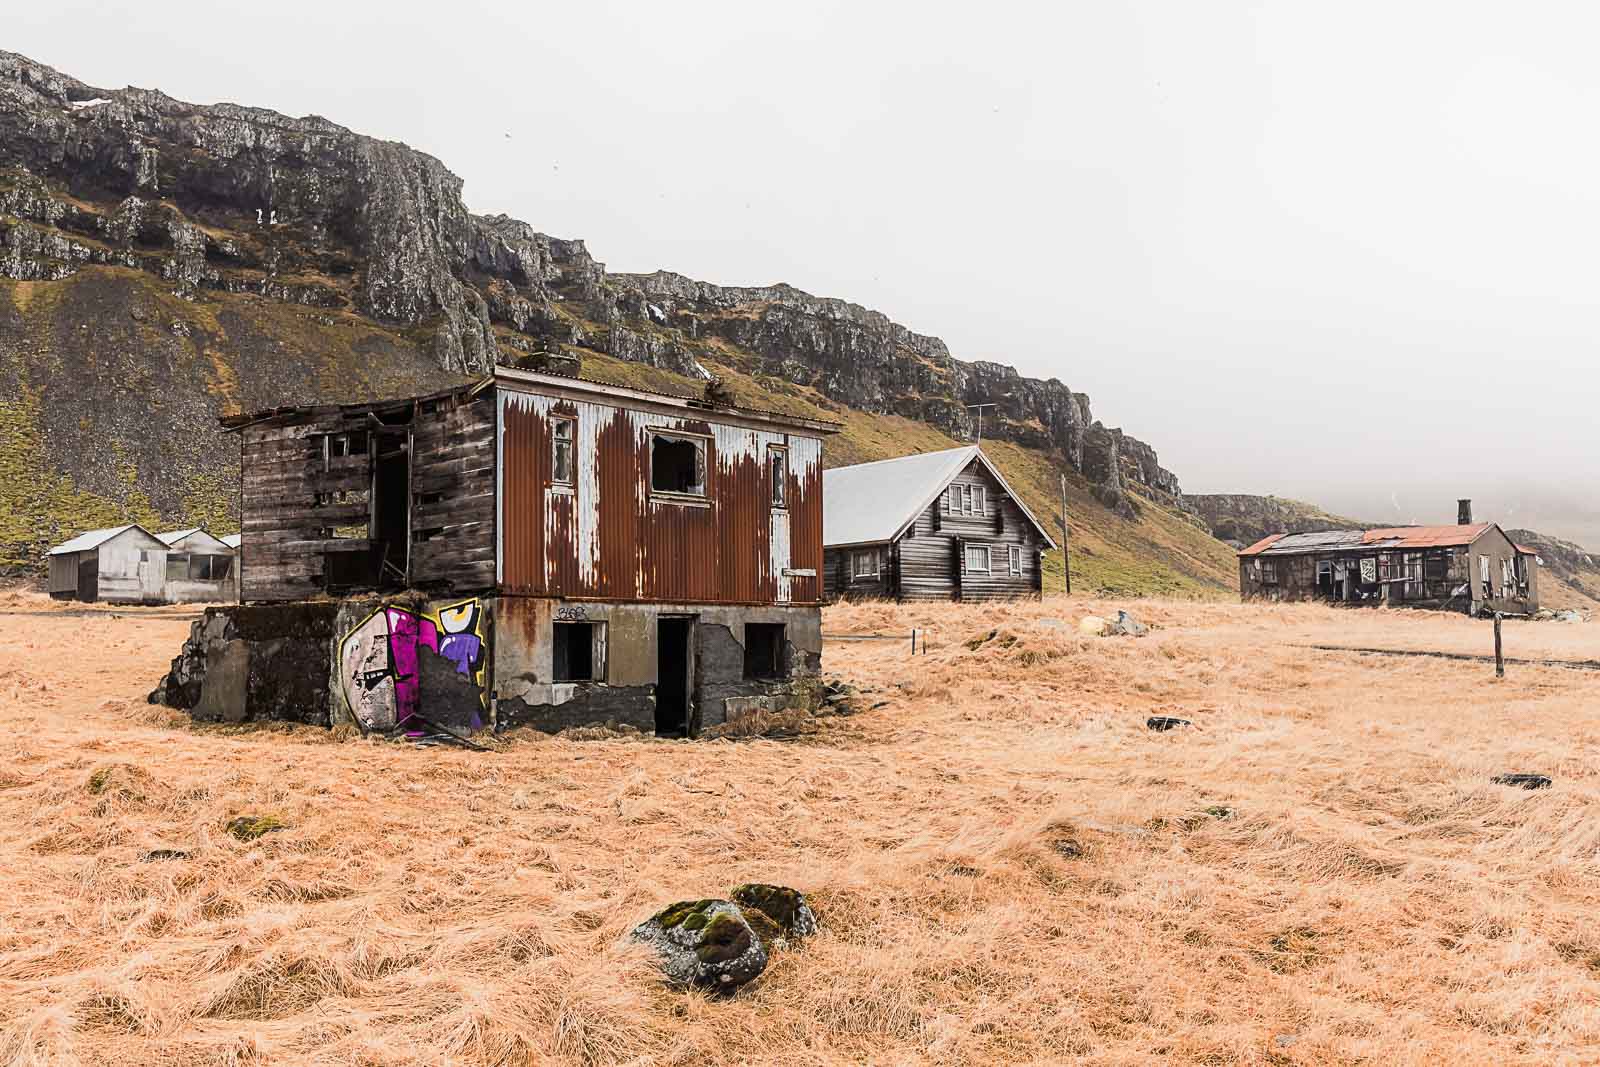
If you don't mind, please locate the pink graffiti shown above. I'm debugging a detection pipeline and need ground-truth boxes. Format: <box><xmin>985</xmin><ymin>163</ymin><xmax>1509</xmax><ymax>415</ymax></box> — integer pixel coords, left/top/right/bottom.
<box><xmin>384</xmin><ymin>607</ymin><xmax>438</xmax><ymax>726</ymax></box>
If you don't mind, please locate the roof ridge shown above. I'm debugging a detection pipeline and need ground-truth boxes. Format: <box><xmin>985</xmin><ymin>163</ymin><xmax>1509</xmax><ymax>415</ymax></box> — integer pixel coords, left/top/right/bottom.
<box><xmin>826</xmin><ymin>445</ymin><xmax>975</xmax><ymax>473</ymax></box>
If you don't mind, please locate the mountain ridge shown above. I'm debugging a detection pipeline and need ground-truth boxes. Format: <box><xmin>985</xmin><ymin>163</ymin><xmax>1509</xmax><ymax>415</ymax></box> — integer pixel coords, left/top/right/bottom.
<box><xmin>0</xmin><ymin>49</ymin><xmax>1225</xmax><ymax>594</ymax></box>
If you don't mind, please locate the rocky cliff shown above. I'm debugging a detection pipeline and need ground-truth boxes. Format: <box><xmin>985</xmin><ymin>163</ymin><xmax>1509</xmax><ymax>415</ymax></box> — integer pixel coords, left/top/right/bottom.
<box><xmin>0</xmin><ymin>50</ymin><xmax>1187</xmax><ymax>568</ymax></box>
<box><xmin>1186</xmin><ymin>494</ymin><xmax>1367</xmax><ymax>547</ymax></box>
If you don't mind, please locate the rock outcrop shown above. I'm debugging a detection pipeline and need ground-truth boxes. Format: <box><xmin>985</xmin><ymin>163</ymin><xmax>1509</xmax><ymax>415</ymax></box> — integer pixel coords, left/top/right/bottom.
<box><xmin>1186</xmin><ymin>494</ymin><xmax>1367</xmax><ymax>547</ymax></box>
<box><xmin>629</xmin><ymin>884</ymin><xmax>818</xmax><ymax>991</ymax></box>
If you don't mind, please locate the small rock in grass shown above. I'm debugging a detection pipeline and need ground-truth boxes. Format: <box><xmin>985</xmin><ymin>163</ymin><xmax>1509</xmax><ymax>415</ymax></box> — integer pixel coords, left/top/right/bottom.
<box><xmin>1147</xmin><ymin>716</ymin><xmax>1192</xmax><ymax>732</ymax></box>
<box><xmin>1491</xmin><ymin>773</ymin><xmax>1551</xmax><ymax>790</ymax></box>
<box><xmin>226</xmin><ymin>814</ymin><xmax>286</xmax><ymax>841</ymax></box>
<box><xmin>140</xmin><ymin>849</ymin><xmax>190</xmax><ymax>862</ymax></box>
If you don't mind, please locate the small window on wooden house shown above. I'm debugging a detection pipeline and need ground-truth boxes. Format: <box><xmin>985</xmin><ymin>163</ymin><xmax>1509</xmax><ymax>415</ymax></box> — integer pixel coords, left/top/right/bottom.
<box><xmin>768</xmin><ymin>446</ymin><xmax>787</xmax><ymax>508</ymax></box>
<box><xmin>964</xmin><ymin>543</ymin><xmax>991</xmax><ymax>573</ymax></box>
<box><xmin>744</xmin><ymin>623</ymin><xmax>788</xmax><ymax>679</ymax></box>
<box><xmin>1424</xmin><ymin>552</ymin><xmax>1447</xmax><ymax>580</ymax></box>
<box><xmin>1008</xmin><ymin>545</ymin><xmax>1023</xmax><ymax>576</ymax></box>
<box><xmin>852</xmin><ymin>549</ymin><xmax>880</xmax><ymax>579</ymax></box>
<box><xmin>1260</xmin><ymin>559</ymin><xmax>1279</xmax><ymax>584</ymax></box>
<box><xmin>972</xmin><ymin>486</ymin><xmax>985</xmax><ymax>515</ymax></box>
<box><xmin>650</xmin><ymin>434</ymin><xmax>706</xmax><ymax>496</ymax></box>
<box><xmin>552</xmin><ymin>417</ymin><xmax>575</xmax><ymax>485</ymax></box>
<box><xmin>165</xmin><ymin>553</ymin><xmax>190</xmax><ymax>582</ymax></box>
<box><xmin>946</xmin><ymin>484</ymin><xmax>985</xmax><ymax>517</ymax></box>
<box><xmin>553</xmin><ymin>622</ymin><xmax>606</xmax><ymax>682</ymax></box>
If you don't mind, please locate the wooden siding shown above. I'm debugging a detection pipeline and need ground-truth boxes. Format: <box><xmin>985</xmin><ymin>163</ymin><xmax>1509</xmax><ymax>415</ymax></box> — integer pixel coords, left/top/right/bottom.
<box><xmin>411</xmin><ymin>392</ymin><xmax>496</xmax><ymax>592</ymax></box>
<box><xmin>499</xmin><ymin>387</ymin><xmax>825</xmax><ymax>605</ymax></box>
<box><xmin>94</xmin><ymin>530</ymin><xmax>166</xmax><ymax>604</ymax></box>
<box><xmin>824</xmin><ymin>543</ymin><xmax>895</xmax><ymax>600</ymax></box>
<box><xmin>239</xmin><ymin>392</ymin><xmax>496</xmax><ymax>603</ymax></box>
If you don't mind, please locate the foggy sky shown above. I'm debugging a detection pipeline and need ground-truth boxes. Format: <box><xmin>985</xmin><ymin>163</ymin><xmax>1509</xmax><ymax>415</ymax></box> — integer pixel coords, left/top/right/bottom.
<box><xmin>11</xmin><ymin>2</ymin><xmax>1599</xmax><ymax>542</ymax></box>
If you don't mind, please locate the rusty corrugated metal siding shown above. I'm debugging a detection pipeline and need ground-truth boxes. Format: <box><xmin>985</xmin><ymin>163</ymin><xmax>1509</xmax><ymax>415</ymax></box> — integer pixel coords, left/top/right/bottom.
<box><xmin>499</xmin><ymin>388</ymin><xmax>824</xmax><ymax>604</ymax></box>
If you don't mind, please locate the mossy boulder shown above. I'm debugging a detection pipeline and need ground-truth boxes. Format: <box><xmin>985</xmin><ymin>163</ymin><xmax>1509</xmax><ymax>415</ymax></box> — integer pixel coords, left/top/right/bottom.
<box><xmin>226</xmin><ymin>814</ymin><xmax>286</xmax><ymax>841</ymax></box>
<box><xmin>629</xmin><ymin>899</ymin><xmax>769</xmax><ymax>991</ymax></box>
<box><xmin>730</xmin><ymin>884</ymin><xmax>818</xmax><ymax>942</ymax></box>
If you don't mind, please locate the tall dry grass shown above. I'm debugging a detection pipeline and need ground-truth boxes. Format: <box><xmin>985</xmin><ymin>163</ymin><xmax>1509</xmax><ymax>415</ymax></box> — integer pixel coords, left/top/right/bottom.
<box><xmin>1</xmin><ymin>590</ymin><xmax>1598</xmax><ymax>1064</ymax></box>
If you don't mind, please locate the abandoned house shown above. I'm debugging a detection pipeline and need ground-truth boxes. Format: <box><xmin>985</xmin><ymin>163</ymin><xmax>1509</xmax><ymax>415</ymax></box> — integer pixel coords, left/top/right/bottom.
<box><xmin>1237</xmin><ymin>501</ymin><xmax>1539</xmax><ymax>614</ymax></box>
<box><xmin>822</xmin><ymin>446</ymin><xmax>1056</xmax><ymax>601</ymax></box>
<box><xmin>48</xmin><ymin>524</ymin><xmax>237</xmax><ymax>604</ymax></box>
<box><xmin>154</xmin><ymin>367</ymin><xmax>838</xmax><ymax>737</ymax></box>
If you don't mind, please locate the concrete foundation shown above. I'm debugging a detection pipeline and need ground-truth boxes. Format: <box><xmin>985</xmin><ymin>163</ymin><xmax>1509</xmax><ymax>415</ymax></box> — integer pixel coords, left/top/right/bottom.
<box><xmin>152</xmin><ymin>595</ymin><xmax>823</xmax><ymax>736</ymax></box>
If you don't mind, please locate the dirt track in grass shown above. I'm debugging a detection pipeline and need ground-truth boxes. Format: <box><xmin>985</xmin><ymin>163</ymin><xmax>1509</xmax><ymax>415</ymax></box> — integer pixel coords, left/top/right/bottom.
<box><xmin>2</xmin><ymin>589</ymin><xmax>1598</xmax><ymax>1065</ymax></box>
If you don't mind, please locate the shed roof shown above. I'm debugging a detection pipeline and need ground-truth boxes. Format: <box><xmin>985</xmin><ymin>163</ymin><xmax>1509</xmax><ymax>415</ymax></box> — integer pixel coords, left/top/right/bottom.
<box><xmin>1239</xmin><ymin>523</ymin><xmax>1502</xmax><ymax>557</ymax></box>
<box><xmin>221</xmin><ymin>533</ymin><xmax>241</xmax><ymax>550</ymax></box>
<box><xmin>49</xmin><ymin>524</ymin><xmax>163</xmax><ymax>556</ymax></box>
<box><xmin>823</xmin><ymin>446</ymin><xmax>1056</xmax><ymax>549</ymax></box>
<box><xmin>157</xmin><ymin>528</ymin><xmax>233</xmax><ymax>552</ymax></box>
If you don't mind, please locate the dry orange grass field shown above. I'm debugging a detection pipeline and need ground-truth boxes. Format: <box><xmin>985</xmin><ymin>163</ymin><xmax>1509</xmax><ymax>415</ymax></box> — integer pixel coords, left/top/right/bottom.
<box><xmin>2</xmin><ymin>589</ymin><xmax>1598</xmax><ymax>1065</ymax></box>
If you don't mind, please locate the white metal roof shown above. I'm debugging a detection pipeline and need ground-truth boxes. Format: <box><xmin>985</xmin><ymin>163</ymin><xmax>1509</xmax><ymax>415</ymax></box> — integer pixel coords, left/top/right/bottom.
<box><xmin>157</xmin><ymin>528</ymin><xmax>233</xmax><ymax>552</ymax></box>
<box><xmin>221</xmin><ymin>533</ymin><xmax>241</xmax><ymax>549</ymax></box>
<box><xmin>823</xmin><ymin>445</ymin><xmax>1057</xmax><ymax>549</ymax></box>
<box><xmin>48</xmin><ymin>524</ymin><xmax>164</xmax><ymax>555</ymax></box>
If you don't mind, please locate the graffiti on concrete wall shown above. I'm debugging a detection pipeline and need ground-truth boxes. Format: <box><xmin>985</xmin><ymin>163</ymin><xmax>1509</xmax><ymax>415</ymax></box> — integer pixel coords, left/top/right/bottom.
<box><xmin>339</xmin><ymin>599</ymin><xmax>485</xmax><ymax>731</ymax></box>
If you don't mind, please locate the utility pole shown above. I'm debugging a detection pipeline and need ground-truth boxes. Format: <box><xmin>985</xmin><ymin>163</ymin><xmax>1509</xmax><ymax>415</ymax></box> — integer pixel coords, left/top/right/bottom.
<box><xmin>1060</xmin><ymin>473</ymin><xmax>1071</xmax><ymax>595</ymax></box>
<box><xmin>965</xmin><ymin>403</ymin><xmax>996</xmax><ymax>443</ymax></box>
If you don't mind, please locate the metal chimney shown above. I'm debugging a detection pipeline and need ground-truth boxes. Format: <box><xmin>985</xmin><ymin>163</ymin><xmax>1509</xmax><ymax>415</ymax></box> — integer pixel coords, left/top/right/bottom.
<box><xmin>1458</xmin><ymin>499</ymin><xmax>1473</xmax><ymax>525</ymax></box>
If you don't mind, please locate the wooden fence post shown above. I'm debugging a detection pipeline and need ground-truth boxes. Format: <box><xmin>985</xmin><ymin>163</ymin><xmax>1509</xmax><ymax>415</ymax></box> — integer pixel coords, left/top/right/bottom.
<box><xmin>1494</xmin><ymin>612</ymin><xmax>1505</xmax><ymax>678</ymax></box>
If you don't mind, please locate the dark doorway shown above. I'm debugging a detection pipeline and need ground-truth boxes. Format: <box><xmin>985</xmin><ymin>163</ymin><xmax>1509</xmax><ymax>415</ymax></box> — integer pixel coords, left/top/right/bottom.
<box><xmin>656</xmin><ymin>618</ymin><xmax>693</xmax><ymax>738</ymax></box>
<box><xmin>372</xmin><ymin>430</ymin><xmax>409</xmax><ymax>589</ymax></box>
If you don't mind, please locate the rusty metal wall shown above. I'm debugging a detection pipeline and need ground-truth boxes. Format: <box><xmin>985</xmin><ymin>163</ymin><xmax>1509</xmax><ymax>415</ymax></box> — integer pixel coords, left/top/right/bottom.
<box><xmin>499</xmin><ymin>388</ymin><xmax>824</xmax><ymax>605</ymax></box>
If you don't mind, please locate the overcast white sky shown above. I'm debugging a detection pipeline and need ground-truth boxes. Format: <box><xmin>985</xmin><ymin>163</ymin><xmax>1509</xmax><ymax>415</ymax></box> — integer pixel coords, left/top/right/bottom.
<box><xmin>12</xmin><ymin>2</ymin><xmax>1600</xmax><ymax>539</ymax></box>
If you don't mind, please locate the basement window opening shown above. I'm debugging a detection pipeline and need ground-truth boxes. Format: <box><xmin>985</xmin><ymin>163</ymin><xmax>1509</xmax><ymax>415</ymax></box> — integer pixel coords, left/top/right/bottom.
<box><xmin>553</xmin><ymin>621</ymin><xmax>607</xmax><ymax>683</ymax></box>
<box><xmin>744</xmin><ymin>623</ymin><xmax>788</xmax><ymax>680</ymax></box>
<box><xmin>650</xmin><ymin>434</ymin><xmax>706</xmax><ymax>497</ymax></box>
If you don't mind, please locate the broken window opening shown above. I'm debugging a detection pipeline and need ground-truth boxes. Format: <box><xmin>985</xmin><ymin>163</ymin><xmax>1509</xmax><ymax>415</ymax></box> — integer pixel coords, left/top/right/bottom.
<box><xmin>650</xmin><ymin>434</ymin><xmax>706</xmax><ymax>497</ymax></box>
<box><xmin>1260</xmin><ymin>559</ymin><xmax>1278</xmax><ymax>584</ymax></box>
<box><xmin>553</xmin><ymin>621</ymin><xmax>607</xmax><ymax>682</ymax></box>
<box><xmin>165</xmin><ymin>553</ymin><xmax>190</xmax><ymax>582</ymax></box>
<box><xmin>322</xmin><ymin>432</ymin><xmax>363</xmax><ymax>470</ymax></box>
<box><xmin>552</xmin><ymin>417</ymin><xmax>575</xmax><ymax>485</ymax></box>
<box><xmin>769</xmin><ymin>446</ymin><xmax>787</xmax><ymax>508</ymax></box>
<box><xmin>744</xmin><ymin>623</ymin><xmax>789</xmax><ymax>680</ymax></box>
<box><xmin>852</xmin><ymin>548</ymin><xmax>880</xmax><ymax>579</ymax></box>
<box><xmin>964</xmin><ymin>543</ymin><xmax>991</xmax><ymax>573</ymax></box>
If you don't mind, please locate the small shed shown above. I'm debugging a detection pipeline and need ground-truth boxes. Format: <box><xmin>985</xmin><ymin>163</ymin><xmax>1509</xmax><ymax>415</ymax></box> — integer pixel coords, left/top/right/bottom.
<box><xmin>155</xmin><ymin>528</ymin><xmax>237</xmax><ymax>603</ymax></box>
<box><xmin>48</xmin><ymin>524</ymin><xmax>169</xmax><ymax>604</ymax></box>
<box><xmin>823</xmin><ymin>446</ymin><xmax>1057</xmax><ymax>601</ymax></box>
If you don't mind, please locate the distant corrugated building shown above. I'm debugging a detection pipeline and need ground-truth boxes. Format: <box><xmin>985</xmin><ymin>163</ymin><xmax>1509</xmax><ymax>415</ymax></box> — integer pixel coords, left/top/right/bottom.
<box><xmin>155</xmin><ymin>528</ymin><xmax>237</xmax><ymax>603</ymax></box>
<box><xmin>48</xmin><ymin>525</ymin><xmax>238</xmax><ymax>604</ymax></box>
<box><xmin>1236</xmin><ymin>500</ymin><xmax>1538</xmax><ymax>614</ymax></box>
<box><xmin>48</xmin><ymin>524</ymin><xmax>169</xmax><ymax>604</ymax></box>
<box><xmin>822</xmin><ymin>446</ymin><xmax>1056</xmax><ymax>601</ymax></box>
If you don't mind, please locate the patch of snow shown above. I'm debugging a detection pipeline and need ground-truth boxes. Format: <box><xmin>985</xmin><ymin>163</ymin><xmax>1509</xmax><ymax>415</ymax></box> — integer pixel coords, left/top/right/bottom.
<box><xmin>690</xmin><ymin>360</ymin><xmax>714</xmax><ymax>380</ymax></box>
<box><xmin>68</xmin><ymin>98</ymin><xmax>112</xmax><ymax>111</ymax></box>
<box><xmin>647</xmin><ymin>302</ymin><xmax>667</xmax><ymax>324</ymax></box>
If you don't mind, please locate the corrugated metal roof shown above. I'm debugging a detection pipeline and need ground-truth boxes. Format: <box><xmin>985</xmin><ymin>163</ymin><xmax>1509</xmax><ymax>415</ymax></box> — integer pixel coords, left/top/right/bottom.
<box><xmin>221</xmin><ymin>533</ymin><xmax>241</xmax><ymax>549</ymax></box>
<box><xmin>822</xmin><ymin>446</ymin><xmax>1057</xmax><ymax>549</ymax></box>
<box><xmin>1361</xmin><ymin>523</ymin><xmax>1491</xmax><ymax>548</ymax></box>
<box><xmin>49</xmin><ymin>524</ymin><xmax>161</xmax><ymax>555</ymax></box>
<box><xmin>155</xmin><ymin>527</ymin><xmax>202</xmax><ymax>546</ymax></box>
<box><xmin>1240</xmin><ymin>523</ymin><xmax>1500</xmax><ymax>557</ymax></box>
